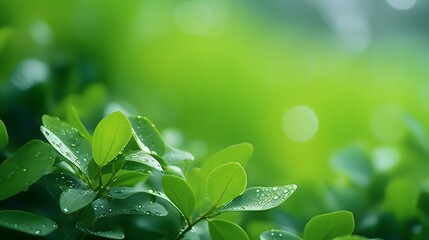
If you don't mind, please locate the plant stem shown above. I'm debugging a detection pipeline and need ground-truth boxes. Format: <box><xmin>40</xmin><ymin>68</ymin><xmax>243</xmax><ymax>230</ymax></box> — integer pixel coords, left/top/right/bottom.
<box><xmin>175</xmin><ymin>207</ymin><xmax>218</xmax><ymax>240</ymax></box>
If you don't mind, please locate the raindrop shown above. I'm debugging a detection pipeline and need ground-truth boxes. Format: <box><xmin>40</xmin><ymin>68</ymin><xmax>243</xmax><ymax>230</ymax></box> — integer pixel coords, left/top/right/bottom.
<box><xmin>52</xmin><ymin>224</ymin><xmax>57</xmax><ymax>228</ymax></box>
<box><xmin>283</xmin><ymin>190</ymin><xmax>288</xmax><ymax>193</ymax></box>
<box><xmin>271</xmin><ymin>232</ymin><xmax>275</xmax><ymax>236</ymax></box>
<box><xmin>272</xmin><ymin>187</ymin><xmax>278</xmax><ymax>191</ymax></box>
<box><xmin>42</xmin><ymin>224</ymin><xmax>46</xmax><ymax>228</ymax></box>
<box><xmin>63</xmin><ymin>208</ymin><xmax>69</xmax><ymax>213</ymax></box>
<box><xmin>34</xmin><ymin>152</ymin><xmax>42</xmax><ymax>158</ymax></box>
<box><xmin>279</xmin><ymin>233</ymin><xmax>283</xmax><ymax>237</ymax></box>
<box><xmin>22</xmin><ymin>168</ymin><xmax>28</xmax><ymax>172</ymax></box>
<box><xmin>273</xmin><ymin>195</ymin><xmax>279</xmax><ymax>200</ymax></box>
<box><xmin>35</xmin><ymin>230</ymin><xmax>41</xmax><ymax>235</ymax></box>
<box><xmin>14</xmin><ymin>223</ymin><xmax>18</xmax><ymax>228</ymax></box>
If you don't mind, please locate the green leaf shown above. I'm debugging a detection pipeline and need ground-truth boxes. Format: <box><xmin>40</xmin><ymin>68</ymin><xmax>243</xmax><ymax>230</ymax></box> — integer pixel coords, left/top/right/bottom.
<box><xmin>38</xmin><ymin>172</ymin><xmax>88</xmax><ymax>190</ymax></box>
<box><xmin>384</xmin><ymin>178</ymin><xmax>419</xmax><ymax>221</ymax></box>
<box><xmin>219</xmin><ymin>185</ymin><xmax>297</xmax><ymax>213</ymax></box>
<box><xmin>206</xmin><ymin>162</ymin><xmax>247</xmax><ymax>207</ymax></box>
<box><xmin>92</xmin><ymin>111</ymin><xmax>132</xmax><ymax>167</ymax></box>
<box><xmin>106</xmin><ymin>169</ymin><xmax>150</xmax><ymax>187</ymax></box>
<box><xmin>76</xmin><ymin>221</ymin><xmax>124</xmax><ymax>239</ymax></box>
<box><xmin>91</xmin><ymin>193</ymin><xmax>167</xmax><ymax>219</ymax></box>
<box><xmin>123</xmin><ymin>150</ymin><xmax>163</xmax><ymax>172</ymax></box>
<box><xmin>260</xmin><ymin>229</ymin><xmax>302</xmax><ymax>240</ymax></box>
<box><xmin>162</xmin><ymin>145</ymin><xmax>195</xmax><ymax>164</ymax></box>
<box><xmin>41</xmin><ymin>115</ymin><xmax>94</xmax><ymax>177</ymax></box>
<box><xmin>66</xmin><ymin>105</ymin><xmax>92</xmax><ymax>142</ymax></box>
<box><xmin>0</xmin><ymin>210</ymin><xmax>58</xmax><ymax>236</ymax></box>
<box><xmin>202</xmin><ymin>143</ymin><xmax>253</xmax><ymax>175</ymax></box>
<box><xmin>129</xmin><ymin>116</ymin><xmax>165</xmax><ymax>155</ymax></box>
<box><xmin>0</xmin><ymin>140</ymin><xmax>55</xmax><ymax>201</ymax></box>
<box><xmin>162</xmin><ymin>175</ymin><xmax>195</xmax><ymax>219</ymax></box>
<box><xmin>60</xmin><ymin>188</ymin><xmax>98</xmax><ymax>214</ymax></box>
<box><xmin>208</xmin><ymin>219</ymin><xmax>249</xmax><ymax>240</ymax></box>
<box><xmin>0</xmin><ymin>119</ymin><xmax>8</xmax><ymax>152</ymax></box>
<box><xmin>332</xmin><ymin>236</ymin><xmax>370</xmax><ymax>240</ymax></box>
<box><xmin>331</xmin><ymin>148</ymin><xmax>372</xmax><ymax>186</ymax></box>
<box><xmin>303</xmin><ymin>210</ymin><xmax>355</xmax><ymax>240</ymax></box>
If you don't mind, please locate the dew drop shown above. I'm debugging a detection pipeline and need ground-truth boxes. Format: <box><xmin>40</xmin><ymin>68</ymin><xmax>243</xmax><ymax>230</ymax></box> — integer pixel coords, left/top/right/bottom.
<box><xmin>273</xmin><ymin>195</ymin><xmax>279</xmax><ymax>200</ymax></box>
<box><xmin>53</xmin><ymin>224</ymin><xmax>57</xmax><ymax>228</ymax></box>
<box><xmin>42</xmin><ymin>224</ymin><xmax>46</xmax><ymax>228</ymax></box>
<box><xmin>22</xmin><ymin>168</ymin><xmax>28</xmax><ymax>172</ymax></box>
<box><xmin>63</xmin><ymin>208</ymin><xmax>69</xmax><ymax>213</ymax></box>
<box><xmin>14</xmin><ymin>223</ymin><xmax>18</xmax><ymax>228</ymax></box>
<box><xmin>283</xmin><ymin>190</ymin><xmax>288</xmax><ymax>193</ymax></box>
<box><xmin>271</xmin><ymin>232</ymin><xmax>275</xmax><ymax>236</ymax></box>
<box><xmin>35</xmin><ymin>229</ymin><xmax>41</xmax><ymax>235</ymax></box>
<box><xmin>256</xmin><ymin>189</ymin><xmax>260</xmax><ymax>193</ymax></box>
<box><xmin>272</xmin><ymin>187</ymin><xmax>278</xmax><ymax>191</ymax></box>
<box><xmin>279</xmin><ymin>233</ymin><xmax>283</xmax><ymax>237</ymax></box>
<box><xmin>34</xmin><ymin>152</ymin><xmax>42</xmax><ymax>158</ymax></box>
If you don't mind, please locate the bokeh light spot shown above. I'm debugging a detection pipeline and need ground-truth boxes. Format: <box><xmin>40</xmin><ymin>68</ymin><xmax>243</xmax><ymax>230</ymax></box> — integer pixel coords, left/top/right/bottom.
<box><xmin>175</xmin><ymin>0</ymin><xmax>213</xmax><ymax>35</ymax></box>
<box><xmin>386</xmin><ymin>0</ymin><xmax>417</xmax><ymax>10</ymax></box>
<box><xmin>282</xmin><ymin>106</ymin><xmax>319</xmax><ymax>142</ymax></box>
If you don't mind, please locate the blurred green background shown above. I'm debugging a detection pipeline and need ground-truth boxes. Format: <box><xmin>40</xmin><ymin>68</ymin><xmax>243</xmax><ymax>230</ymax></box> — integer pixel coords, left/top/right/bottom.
<box><xmin>1</xmin><ymin>0</ymin><xmax>429</xmax><ymax>238</ymax></box>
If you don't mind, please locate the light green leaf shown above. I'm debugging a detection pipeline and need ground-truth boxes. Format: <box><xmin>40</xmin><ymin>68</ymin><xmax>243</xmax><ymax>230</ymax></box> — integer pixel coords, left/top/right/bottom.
<box><xmin>162</xmin><ymin>175</ymin><xmax>195</xmax><ymax>219</ymax></box>
<box><xmin>123</xmin><ymin>150</ymin><xmax>163</xmax><ymax>172</ymax></box>
<box><xmin>208</xmin><ymin>219</ymin><xmax>249</xmax><ymax>240</ymax></box>
<box><xmin>162</xmin><ymin>145</ymin><xmax>195</xmax><ymax>164</ymax></box>
<box><xmin>202</xmin><ymin>143</ymin><xmax>253</xmax><ymax>175</ymax></box>
<box><xmin>129</xmin><ymin>116</ymin><xmax>165</xmax><ymax>155</ymax></box>
<box><xmin>0</xmin><ymin>140</ymin><xmax>55</xmax><ymax>201</ymax></box>
<box><xmin>105</xmin><ymin>169</ymin><xmax>150</xmax><ymax>187</ymax></box>
<box><xmin>303</xmin><ymin>210</ymin><xmax>355</xmax><ymax>240</ymax></box>
<box><xmin>41</xmin><ymin>115</ymin><xmax>94</xmax><ymax>177</ymax></box>
<box><xmin>384</xmin><ymin>178</ymin><xmax>419</xmax><ymax>221</ymax></box>
<box><xmin>219</xmin><ymin>185</ymin><xmax>297</xmax><ymax>213</ymax></box>
<box><xmin>60</xmin><ymin>188</ymin><xmax>98</xmax><ymax>214</ymax></box>
<box><xmin>109</xmin><ymin>187</ymin><xmax>167</xmax><ymax>200</ymax></box>
<box><xmin>260</xmin><ymin>229</ymin><xmax>302</xmax><ymax>240</ymax></box>
<box><xmin>91</xmin><ymin>193</ymin><xmax>167</xmax><ymax>219</ymax></box>
<box><xmin>76</xmin><ymin>221</ymin><xmax>124</xmax><ymax>239</ymax></box>
<box><xmin>0</xmin><ymin>119</ymin><xmax>8</xmax><ymax>152</ymax></box>
<box><xmin>92</xmin><ymin>111</ymin><xmax>132</xmax><ymax>167</ymax></box>
<box><xmin>0</xmin><ymin>210</ymin><xmax>58</xmax><ymax>236</ymax></box>
<box><xmin>206</xmin><ymin>162</ymin><xmax>247</xmax><ymax>207</ymax></box>
<box><xmin>66</xmin><ymin>105</ymin><xmax>92</xmax><ymax>142</ymax></box>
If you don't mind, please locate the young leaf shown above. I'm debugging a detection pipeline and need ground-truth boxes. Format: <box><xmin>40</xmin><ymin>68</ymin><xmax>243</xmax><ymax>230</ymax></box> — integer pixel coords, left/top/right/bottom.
<box><xmin>109</xmin><ymin>187</ymin><xmax>168</xmax><ymax>201</ymax></box>
<box><xmin>202</xmin><ymin>143</ymin><xmax>253</xmax><ymax>175</ymax></box>
<box><xmin>0</xmin><ymin>119</ymin><xmax>8</xmax><ymax>152</ymax></box>
<box><xmin>91</xmin><ymin>193</ymin><xmax>167</xmax><ymax>219</ymax></box>
<box><xmin>162</xmin><ymin>145</ymin><xmax>195</xmax><ymax>164</ymax></box>
<box><xmin>218</xmin><ymin>185</ymin><xmax>297</xmax><ymax>213</ymax></box>
<box><xmin>60</xmin><ymin>188</ymin><xmax>98</xmax><ymax>214</ymax></box>
<box><xmin>76</xmin><ymin>221</ymin><xmax>124</xmax><ymax>239</ymax></box>
<box><xmin>129</xmin><ymin>116</ymin><xmax>165</xmax><ymax>155</ymax></box>
<box><xmin>41</xmin><ymin>115</ymin><xmax>93</xmax><ymax>176</ymax></box>
<box><xmin>0</xmin><ymin>210</ymin><xmax>58</xmax><ymax>236</ymax></box>
<box><xmin>162</xmin><ymin>175</ymin><xmax>195</xmax><ymax>219</ymax></box>
<box><xmin>0</xmin><ymin>140</ymin><xmax>55</xmax><ymax>201</ymax></box>
<box><xmin>92</xmin><ymin>111</ymin><xmax>132</xmax><ymax>167</ymax></box>
<box><xmin>123</xmin><ymin>150</ymin><xmax>163</xmax><ymax>172</ymax></box>
<box><xmin>208</xmin><ymin>219</ymin><xmax>249</xmax><ymax>240</ymax></box>
<box><xmin>104</xmin><ymin>169</ymin><xmax>150</xmax><ymax>187</ymax></box>
<box><xmin>206</xmin><ymin>162</ymin><xmax>247</xmax><ymax>207</ymax></box>
<box><xmin>66</xmin><ymin>105</ymin><xmax>92</xmax><ymax>142</ymax></box>
<box><xmin>260</xmin><ymin>229</ymin><xmax>302</xmax><ymax>240</ymax></box>
<box><xmin>303</xmin><ymin>210</ymin><xmax>355</xmax><ymax>240</ymax></box>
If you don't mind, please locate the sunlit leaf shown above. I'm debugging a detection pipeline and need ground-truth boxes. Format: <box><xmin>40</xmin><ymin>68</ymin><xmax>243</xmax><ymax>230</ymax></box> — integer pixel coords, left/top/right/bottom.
<box><xmin>260</xmin><ymin>229</ymin><xmax>302</xmax><ymax>240</ymax></box>
<box><xmin>0</xmin><ymin>140</ymin><xmax>55</xmax><ymax>201</ymax></box>
<box><xmin>208</xmin><ymin>219</ymin><xmax>249</xmax><ymax>240</ymax></box>
<box><xmin>106</xmin><ymin>169</ymin><xmax>150</xmax><ymax>187</ymax></box>
<box><xmin>202</xmin><ymin>143</ymin><xmax>253</xmax><ymax>175</ymax></box>
<box><xmin>60</xmin><ymin>188</ymin><xmax>98</xmax><ymax>214</ymax></box>
<box><xmin>123</xmin><ymin>150</ymin><xmax>163</xmax><ymax>172</ymax></box>
<box><xmin>206</xmin><ymin>162</ymin><xmax>247</xmax><ymax>207</ymax></box>
<box><xmin>162</xmin><ymin>145</ymin><xmax>195</xmax><ymax>164</ymax></box>
<box><xmin>0</xmin><ymin>210</ymin><xmax>57</xmax><ymax>236</ymax></box>
<box><xmin>66</xmin><ymin>105</ymin><xmax>92</xmax><ymax>142</ymax></box>
<box><xmin>303</xmin><ymin>210</ymin><xmax>355</xmax><ymax>240</ymax></box>
<box><xmin>0</xmin><ymin>119</ymin><xmax>8</xmax><ymax>152</ymax></box>
<box><xmin>129</xmin><ymin>116</ymin><xmax>165</xmax><ymax>155</ymax></box>
<box><xmin>76</xmin><ymin>221</ymin><xmax>124</xmax><ymax>239</ymax></box>
<box><xmin>91</xmin><ymin>193</ymin><xmax>167</xmax><ymax>219</ymax></box>
<box><xmin>41</xmin><ymin>115</ymin><xmax>94</xmax><ymax>177</ymax></box>
<box><xmin>219</xmin><ymin>185</ymin><xmax>297</xmax><ymax>213</ymax></box>
<box><xmin>162</xmin><ymin>175</ymin><xmax>195</xmax><ymax>219</ymax></box>
<box><xmin>92</xmin><ymin>111</ymin><xmax>132</xmax><ymax>167</ymax></box>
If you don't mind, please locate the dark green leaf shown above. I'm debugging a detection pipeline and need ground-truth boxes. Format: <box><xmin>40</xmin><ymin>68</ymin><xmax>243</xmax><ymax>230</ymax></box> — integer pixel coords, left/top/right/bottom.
<box><xmin>38</xmin><ymin>172</ymin><xmax>88</xmax><ymax>190</ymax></box>
<box><xmin>303</xmin><ymin>210</ymin><xmax>355</xmax><ymax>240</ymax></box>
<box><xmin>162</xmin><ymin>175</ymin><xmax>195</xmax><ymax>219</ymax></box>
<box><xmin>0</xmin><ymin>119</ymin><xmax>8</xmax><ymax>152</ymax></box>
<box><xmin>129</xmin><ymin>116</ymin><xmax>165</xmax><ymax>155</ymax></box>
<box><xmin>260</xmin><ymin>229</ymin><xmax>302</xmax><ymax>240</ymax></box>
<box><xmin>0</xmin><ymin>210</ymin><xmax>57</xmax><ymax>236</ymax></box>
<box><xmin>41</xmin><ymin>115</ymin><xmax>93</xmax><ymax>176</ymax></box>
<box><xmin>60</xmin><ymin>188</ymin><xmax>98</xmax><ymax>214</ymax></box>
<box><xmin>219</xmin><ymin>185</ymin><xmax>297</xmax><ymax>213</ymax></box>
<box><xmin>333</xmin><ymin>236</ymin><xmax>370</xmax><ymax>240</ymax></box>
<box><xmin>66</xmin><ymin>105</ymin><xmax>92</xmax><ymax>142</ymax></box>
<box><xmin>206</xmin><ymin>162</ymin><xmax>247</xmax><ymax>207</ymax></box>
<box><xmin>109</xmin><ymin>187</ymin><xmax>167</xmax><ymax>201</ymax></box>
<box><xmin>208</xmin><ymin>219</ymin><xmax>249</xmax><ymax>240</ymax></box>
<box><xmin>92</xmin><ymin>111</ymin><xmax>132</xmax><ymax>167</ymax></box>
<box><xmin>0</xmin><ymin>140</ymin><xmax>55</xmax><ymax>201</ymax></box>
<box><xmin>123</xmin><ymin>150</ymin><xmax>163</xmax><ymax>172</ymax></box>
<box><xmin>91</xmin><ymin>193</ymin><xmax>167</xmax><ymax>219</ymax></box>
<box><xmin>76</xmin><ymin>221</ymin><xmax>124</xmax><ymax>239</ymax></box>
